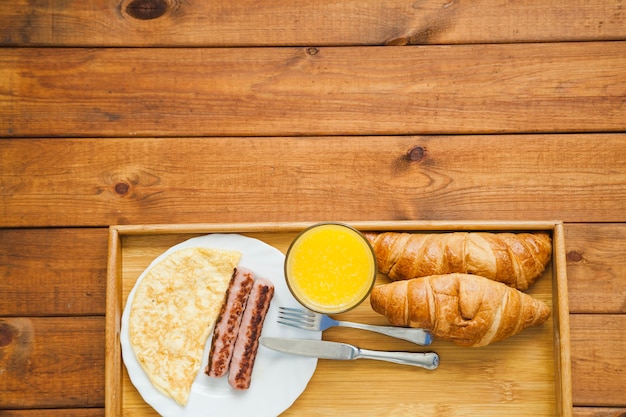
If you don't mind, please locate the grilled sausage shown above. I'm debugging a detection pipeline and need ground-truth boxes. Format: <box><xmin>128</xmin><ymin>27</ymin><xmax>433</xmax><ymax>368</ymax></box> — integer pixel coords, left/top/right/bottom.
<box><xmin>227</xmin><ymin>277</ymin><xmax>275</xmax><ymax>390</ymax></box>
<box><xmin>206</xmin><ymin>267</ymin><xmax>255</xmax><ymax>377</ymax></box>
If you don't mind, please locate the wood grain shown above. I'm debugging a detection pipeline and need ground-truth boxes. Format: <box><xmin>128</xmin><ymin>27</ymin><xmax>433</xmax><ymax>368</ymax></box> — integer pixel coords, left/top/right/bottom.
<box><xmin>565</xmin><ymin>224</ymin><xmax>626</xmax><ymax>314</ymax></box>
<box><xmin>0</xmin><ymin>229</ymin><xmax>108</xmax><ymax>316</ymax></box>
<box><xmin>0</xmin><ymin>317</ymin><xmax>105</xmax><ymax>409</ymax></box>
<box><xmin>573</xmin><ymin>408</ymin><xmax>626</xmax><ymax>417</ymax></box>
<box><xmin>2</xmin><ymin>43</ymin><xmax>625</xmax><ymax>137</ymax></box>
<box><xmin>570</xmin><ymin>314</ymin><xmax>626</xmax><ymax>407</ymax></box>
<box><xmin>1</xmin><ymin>135</ymin><xmax>626</xmax><ymax>227</ymax></box>
<box><xmin>0</xmin><ymin>0</ymin><xmax>624</xmax><ymax>47</ymax></box>
<box><xmin>0</xmin><ymin>410</ymin><xmax>104</xmax><ymax>417</ymax></box>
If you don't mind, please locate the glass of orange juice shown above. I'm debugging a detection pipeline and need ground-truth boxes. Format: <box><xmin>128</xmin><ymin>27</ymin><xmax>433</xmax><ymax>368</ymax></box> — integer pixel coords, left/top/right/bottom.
<box><xmin>284</xmin><ymin>222</ymin><xmax>377</xmax><ymax>314</ymax></box>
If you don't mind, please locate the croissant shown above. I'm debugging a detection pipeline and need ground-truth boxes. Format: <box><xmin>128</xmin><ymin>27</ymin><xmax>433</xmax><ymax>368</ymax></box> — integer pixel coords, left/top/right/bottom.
<box><xmin>370</xmin><ymin>273</ymin><xmax>551</xmax><ymax>347</ymax></box>
<box><xmin>364</xmin><ymin>231</ymin><xmax>552</xmax><ymax>291</ymax></box>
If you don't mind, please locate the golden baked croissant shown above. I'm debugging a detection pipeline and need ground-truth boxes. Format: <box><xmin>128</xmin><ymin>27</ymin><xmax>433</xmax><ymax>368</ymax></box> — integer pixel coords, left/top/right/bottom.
<box><xmin>364</xmin><ymin>231</ymin><xmax>552</xmax><ymax>291</ymax></box>
<box><xmin>370</xmin><ymin>273</ymin><xmax>551</xmax><ymax>347</ymax></box>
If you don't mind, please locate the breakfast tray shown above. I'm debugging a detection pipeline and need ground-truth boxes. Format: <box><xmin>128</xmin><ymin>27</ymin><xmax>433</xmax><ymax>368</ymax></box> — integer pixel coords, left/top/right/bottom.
<box><xmin>105</xmin><ymin>221</ymin><xmax>572</xmax><ymax>416</ymax></box>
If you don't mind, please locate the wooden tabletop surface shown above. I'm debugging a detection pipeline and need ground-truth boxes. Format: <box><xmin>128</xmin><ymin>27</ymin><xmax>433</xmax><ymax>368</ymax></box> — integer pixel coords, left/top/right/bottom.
<box><xmin>1</xmin><ymin>1</ymin><xmax>625</xmax><ymax>416</ymax></box>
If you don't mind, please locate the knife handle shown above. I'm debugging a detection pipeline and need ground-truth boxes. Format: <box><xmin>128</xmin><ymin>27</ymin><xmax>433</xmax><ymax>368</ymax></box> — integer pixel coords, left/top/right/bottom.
<box><xmin>357</xmin><ymin>349</ymin><xmax>439</xmax><ymax>370</ymax></box>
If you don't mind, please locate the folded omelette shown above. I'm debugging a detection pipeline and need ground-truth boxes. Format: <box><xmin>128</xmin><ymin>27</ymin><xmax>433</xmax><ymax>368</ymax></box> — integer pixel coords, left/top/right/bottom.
<box><xmin>129</xmin><ymin>247</ymin><xmax>241</xmax><ymax>406</ymax></box>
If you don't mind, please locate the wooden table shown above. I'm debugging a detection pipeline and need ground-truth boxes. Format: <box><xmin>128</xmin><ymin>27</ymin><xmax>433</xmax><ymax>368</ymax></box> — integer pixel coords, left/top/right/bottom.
<box><xmin>0</xmin><ymin>1</ymin><xmax>625</xmax><ymax>415</ymax></box>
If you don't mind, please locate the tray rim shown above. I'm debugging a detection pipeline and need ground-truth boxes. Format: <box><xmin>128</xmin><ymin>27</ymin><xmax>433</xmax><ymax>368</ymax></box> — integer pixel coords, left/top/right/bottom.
<box><xmin>105</xmin><ymin>220</ymin><xmax>572</xmax><ymax>417</ymax></box>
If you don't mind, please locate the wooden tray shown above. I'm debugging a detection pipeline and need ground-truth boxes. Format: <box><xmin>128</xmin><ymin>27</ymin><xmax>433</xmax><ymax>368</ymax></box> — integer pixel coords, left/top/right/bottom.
<box><xmin>105</xmin><ymin>221</ymin><xmax>572</xmax><ymax>416</ymax></box>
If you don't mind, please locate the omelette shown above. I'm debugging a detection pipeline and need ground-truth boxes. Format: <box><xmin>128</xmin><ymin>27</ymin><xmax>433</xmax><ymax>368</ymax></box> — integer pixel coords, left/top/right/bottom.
<box><xmin>129</xmin><ymin>247</ymin><xmax>241</xmax><ymax>406</ymax></box>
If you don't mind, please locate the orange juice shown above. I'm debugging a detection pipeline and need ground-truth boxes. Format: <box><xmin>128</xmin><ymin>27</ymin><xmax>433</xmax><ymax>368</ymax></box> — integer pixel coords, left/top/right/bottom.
<box><xmin>285</xmin><ymin>223</ymin><xmax>377</xmax><ymax>314</ymax></box>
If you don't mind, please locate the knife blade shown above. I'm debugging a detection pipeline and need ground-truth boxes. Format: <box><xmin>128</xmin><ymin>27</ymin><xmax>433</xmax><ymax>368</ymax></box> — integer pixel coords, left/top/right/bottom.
<box><xmin>260</xmin><ymin>337</ymin><xmax>439</xmax><ymax>370</ymax></box>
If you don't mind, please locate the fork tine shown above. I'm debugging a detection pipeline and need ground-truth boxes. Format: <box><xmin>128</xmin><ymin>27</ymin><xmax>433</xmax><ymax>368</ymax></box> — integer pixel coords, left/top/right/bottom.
<box><xmin>277</xmin><ymin>316</ymin><xmax>317</xmax><ymax>330</ymax></box>
<box><xmin>276</xmin><ymin>319</ymin><xmax>314</xmax><ymax>330</ymax></box>
<box><xmin>277</xmin><ymin>306</ymin><xmax>319</xmax><ymax>330</ymax></box>
<box><xmin>278</xmin><ymin>306</ymin><xmax>315</xmax><ymax>315</ymax></box>
<box><xmin>278</xmin><ymin>307</ymin><xmax>316</xmax><ymax>319</ymax></box>
<box><xmin>277</xmin><ymin>314</ymin><xmax>312</xmax><ymax>324</ymax></box>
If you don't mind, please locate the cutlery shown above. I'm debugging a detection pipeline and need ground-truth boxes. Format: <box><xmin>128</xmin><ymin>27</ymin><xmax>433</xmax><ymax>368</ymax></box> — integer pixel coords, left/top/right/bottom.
<box><xmin>278</xmin><ymin>307</ymin><xmax>432</xmax><ymax>345</ymax></box>
<box><xmin>260</xmin><ymin>337</ymin><xmax>439</xmax><ymax>370</ymax></box>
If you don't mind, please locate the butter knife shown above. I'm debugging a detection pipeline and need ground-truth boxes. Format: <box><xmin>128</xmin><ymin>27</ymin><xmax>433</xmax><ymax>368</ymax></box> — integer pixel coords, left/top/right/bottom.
<box><xmin>260</xmin><ymin>337</ymin><xmax>439</xmax><ymax>370</ymax></box>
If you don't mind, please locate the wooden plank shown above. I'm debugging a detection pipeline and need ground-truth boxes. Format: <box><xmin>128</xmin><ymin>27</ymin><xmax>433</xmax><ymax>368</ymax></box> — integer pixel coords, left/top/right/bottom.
<box><xmin>2</xmin><ymin>135</ymin><xmax>626</xmax><ymax>227</ymax></box>
<box><xmin>570</xmin><ymin>314</ymin><xmax>626</xmax><ymax>407</ymax></box>
<box><xmin>0</xmin><ymin>0</ymin><xmax>624</xmax><ymax>47</ymax></box>
<box><xmin>0</xmin><ymin>410</ymin><xmax>104</xmax><ymax>417</ymax></box>
<box><xmin>0</xmin><ymin>229</ymin><xmax>108</xmax><ymax>316</ymax></box>
<box><xmin>565</xmin><ymin>224</ymin><xmax>626</xmax><ymax>314</ymax></box>
<box><xmin>0</xmin><ymin>317</ymin><xmax>104</xmax><ymax>409</ymax></box>
<box><xmin>2</xmin><ymin>43</ymin><xmax>625</xmax><ymax>137</ymax></box>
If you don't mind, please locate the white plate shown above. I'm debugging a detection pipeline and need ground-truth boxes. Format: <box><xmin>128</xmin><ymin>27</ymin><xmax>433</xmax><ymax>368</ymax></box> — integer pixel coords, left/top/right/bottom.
<box><xmin>121</xmin><ymin>233</ymin><xmax>320</xmax><ymax>417</ymax></box>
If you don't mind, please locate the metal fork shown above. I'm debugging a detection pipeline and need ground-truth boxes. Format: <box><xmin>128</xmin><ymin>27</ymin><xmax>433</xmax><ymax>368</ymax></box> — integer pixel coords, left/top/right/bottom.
<box><xmin>278</xmin><ymin>307</ymin><xmax>432</xmax><ymax>346</ymax></box>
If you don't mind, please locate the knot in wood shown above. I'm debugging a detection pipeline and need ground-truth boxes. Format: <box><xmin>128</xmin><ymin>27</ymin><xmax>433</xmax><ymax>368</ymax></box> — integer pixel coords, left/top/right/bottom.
<box><xmin>566</xmin><ymin>250</ymin><xmax>583</xmax><ymax>262</ymax></box>
<box><xmin>125</xmin><ymin>0</ymin><xmax>169</xmax><ymax>20</ymax></box>
<box><xmin>115</xmin><ymin>181</ymin><xmax>131</xmax><ymax>196</ymax></box>
<box><xmin>0</xmin><ymin>321</ymin><xmax>17</xmax><ymax>348</ymax></box>
<box><xmin>407</xmin><ymin>146</ymin><xmax>426</xmax><ymax>162</ymax></box>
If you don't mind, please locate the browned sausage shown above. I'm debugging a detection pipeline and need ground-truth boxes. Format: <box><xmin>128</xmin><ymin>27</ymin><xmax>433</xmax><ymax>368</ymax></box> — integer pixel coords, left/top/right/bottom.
<box><xmin>227</xmin><ymin>277</ymin><xmax>275</xmax><ymax>390</ymax></box>
<box><xmin>206</xmin><ymin>267</ymin><xmax>255</xmax><ymax>377</ymax></box>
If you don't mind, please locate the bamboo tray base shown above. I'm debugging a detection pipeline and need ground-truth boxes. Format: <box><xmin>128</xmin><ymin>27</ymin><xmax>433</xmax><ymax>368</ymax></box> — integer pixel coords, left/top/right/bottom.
<box><xmin>105</xmin><ymin>221</ymin><xmax>572</xmax><ymax>416</ymax></box>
